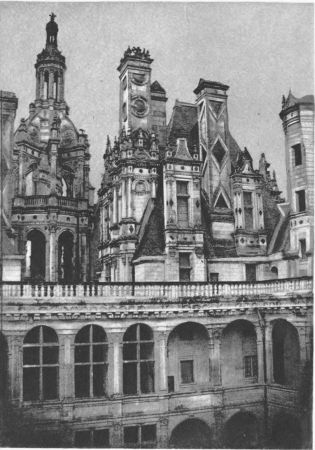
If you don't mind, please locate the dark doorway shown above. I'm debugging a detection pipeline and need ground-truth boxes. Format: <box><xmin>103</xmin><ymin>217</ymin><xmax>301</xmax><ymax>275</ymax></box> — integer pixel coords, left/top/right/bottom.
<box><xmin>26</xmin><ymin>230</ymin><xmax>46</xmax><ymax>282</ymax></box>
<box><xmin>169</xmin><ymin>418</ymin><xmax>212</xmax><ymax>448</ymax></box>
<box><xmin>58</xmin><ymin>231</ymin><xmax>74</xmax><ymax>283</ymax></box>
<box><xmin>224</xmin><ymin>411</ymin><xmax>259</xmax><ymax>448</ymax></box>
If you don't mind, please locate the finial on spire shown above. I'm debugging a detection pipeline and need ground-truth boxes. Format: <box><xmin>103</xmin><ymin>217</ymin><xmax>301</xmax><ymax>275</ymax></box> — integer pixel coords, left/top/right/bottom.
<box><xmin>46</xmin><ymin>12</ymin><xmax>58</xmax><ymax>47</ymax></box>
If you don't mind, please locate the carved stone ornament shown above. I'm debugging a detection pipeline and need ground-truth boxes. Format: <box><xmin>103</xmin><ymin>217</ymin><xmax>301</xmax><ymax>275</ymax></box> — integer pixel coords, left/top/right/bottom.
<box><xmin>131</xmin><ymin>96</ymin><xmax>149</xmax><ymax>118</ymax></box>
<box><xmin>131</xmin><ymin>72</ymin><xmax>148</xmax><ymax>86</ymax></box>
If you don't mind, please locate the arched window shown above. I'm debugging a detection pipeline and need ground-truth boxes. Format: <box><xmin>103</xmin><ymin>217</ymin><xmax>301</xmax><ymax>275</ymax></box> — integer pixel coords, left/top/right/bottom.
<box><xmin>44</xmin><ymin>72</ymin><xmax>49</xmax><ymax>99</ymax></box>
<box><xmin>271</xmin><ymin>266</ymin><xmax>278</xmax><ymax>279</ymax></box>
<box><xmin>58</xmin><ymin>231</ymin><xmax>74</xmax><ymax>283</ymax></box>
<box><xmin>53</xmin><ymin>72</ymin><xmax>58</xmax><ymax>100</ymax></box>
<box><xmin>123</xmin><ymin>324</ymin><xmax>154</xmax><ymax>395</ymax></box>
<box><xmin>75</xmin><ymin>325</ymin><xmax>108</xmax><ymax>398</ymax></box>
<box><xmin>23</xmin><ymin>326</ymin><xmax>59</xmax><ymax>401</ymax></box>
<box><xmin>25</xmin><ymin>230</ymin><xmax>46</xmax><ymax>282</ymax></box>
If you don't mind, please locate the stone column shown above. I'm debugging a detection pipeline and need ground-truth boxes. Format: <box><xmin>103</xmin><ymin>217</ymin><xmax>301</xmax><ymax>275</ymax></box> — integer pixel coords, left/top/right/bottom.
<box><xmin>121</xmin><ymin>179</ymin><xmax>126</xmax><ymax>219</ymax></box>
<box><xmin>108</xmin><ymin>331</ymin><xmax>123</xmax><ymax>396</ymax></box>
<box><xmin>255</xmin><ymin>325</ymin><xmax>265</xmax><ymax>384</ymax></box>
<box><xmin>49</xmin><ymin>226</ymin><xmax>57</xmax><ymax>282</ymax></box>
<box><xmin>113</xmin><ymin>186</ymin><xmax>117</xmax><ymax>224</ymax></box>
<box><xmin>59</xmin><ymin>332</ymin><xmax>75</xmax><ymax>399</ymax></box>
<box><xmin>59</xmin><ymin>74</ymin><xmax>64</xmax><ymax>101</ymax></box>
<box><xmin>127</xmin><ymin>177</ymin><xmax>133</xmax><ymax>217</ymax></box>
<box><xmin>7</xmin><ymin>334</ymin><xmax>23</xmax><ymax>403</ymax></box>
<box><xmin>156</xmin><ymin>331</ymin><xmax>168</xmax><ymax>393</ymax></box>
<box><xmin>209</xmin><ymin>327</ymin><xmax>222</xmax><ymax>386</ymax></box>
<box><xmin>18</xmin><ymin>153</ymin><xmax>24</xmax><ymax>195</ymax></box>
<box><xmin>265</xmin><ymin>322</ymin><xmax>273</xmax><ymax>383</ymax></box>
<box><xmin>39</xmin><ymin>70</ymin><xmax>44</xmax><ymax>99</ymax></box>
<box><xmin>81</xmin><ymin>234</ymin><xmax>87</xmax><ymax>282</ymax></box>
<box><xmin>159</xmin><ymin>417</ymin><xmax>169</xmax><ymax>448</ymax></box>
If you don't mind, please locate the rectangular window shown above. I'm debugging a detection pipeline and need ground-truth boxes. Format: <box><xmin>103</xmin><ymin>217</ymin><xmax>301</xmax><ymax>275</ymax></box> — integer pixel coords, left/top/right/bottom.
<box><xmin>180</xmin><ymin>360</ymin><xmax>194</xmax><ymax>384</ymax></box>
<box><xmin>293</xmin><ymin>144</ymin><xmax>302</xmax><ymax>166</ymax></box>
<box><xmin>74</xmin><ymin>429</ymin><xmax>110</xmax><ymax>448</ymax></box>
<box><xmin>244</xmin><ymin>355</ymin><xmax>258</xmax><ymax>378</ymax></box>
<box><xmin>177</xmin><ymin>181</ymin><xmax>189</xmax><ymax>227</ymax></box>
<box><xmin>296</xmin><ymin>190</ymin><xmax>306</xmax><ymax>212</ymax></box>
<box><xmin>168</xmin><ymin>376</ymin><xmax>174</xmax><ymax>393</ymax></box>
<box><xmin>210</xmin><ymin>272</ymin><xmax>219</xmax><ymax>282</ymax></box>
<box><xmin>245</xmin><ymin>264</ymin><xmax>256</xmax><ymax>282</ymax></box>
<box><xmin>124</xmin><ymin>425</ymin><xmax>156</xmax><ymax>448</ymax></box>
<box><xmin>179</xmin><ymin>253</ymin><xmax>191</xmax><ymax>282</ymax></box>
<box><xmin>243</xmin><ymin>191</ymin><xmax>253</xmax><ymax>230</ymax></box>
<box><xmin>299</xmin><ymin>239</ymin><xmax>307</xmax><ymax>259</ymax></box>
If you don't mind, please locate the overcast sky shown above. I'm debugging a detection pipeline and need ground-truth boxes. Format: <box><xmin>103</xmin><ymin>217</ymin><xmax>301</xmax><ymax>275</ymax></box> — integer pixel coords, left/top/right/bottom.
<box><xmin>0</xmin><ymin>2</ymin><xmax>313</xmax><ymax>198</ymax></box>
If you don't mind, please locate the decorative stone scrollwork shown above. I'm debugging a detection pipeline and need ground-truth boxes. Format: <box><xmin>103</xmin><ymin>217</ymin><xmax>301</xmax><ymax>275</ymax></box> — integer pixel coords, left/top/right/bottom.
<box><xmin>131</xmin><ymin>72</ymin><xmax>149</xmax><ymax>86</ymax></box>
<box><xmin>131</xmin><ymin>95</ymin><xmax>149</xmax><ymax>118</ymax></box>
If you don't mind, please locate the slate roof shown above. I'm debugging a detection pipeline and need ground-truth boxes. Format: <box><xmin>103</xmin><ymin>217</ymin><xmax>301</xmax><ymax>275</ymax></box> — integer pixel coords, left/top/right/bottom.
<box><xmin>167</xmin><ymin>101</ymin><xmax>199</xmax><ymax>149</ymax></box>
<box><xmin>167</xmin><ymin>100</ymin><xmax>242</xmax><ymax>165</ymax></box>
<box><xmin>134</xmin><ymin>191</ymin><xmax>165</xmax><ymax>259</ymax></box>
<box><xmin>270</xmin><ymin>213</ymin><xmax>290</xmax><ymax>254</ymax></box>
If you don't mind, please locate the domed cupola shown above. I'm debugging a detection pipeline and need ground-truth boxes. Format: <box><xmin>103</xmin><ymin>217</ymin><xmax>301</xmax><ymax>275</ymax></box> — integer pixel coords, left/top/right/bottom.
<box><xmin>34</xmin><ymin>13</ymin><xmax>67</xmax><ymax>109</ymax></box>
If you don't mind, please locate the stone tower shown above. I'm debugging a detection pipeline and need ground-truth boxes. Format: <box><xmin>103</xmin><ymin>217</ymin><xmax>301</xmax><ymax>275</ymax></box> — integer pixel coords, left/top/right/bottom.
<box><xmin>11</xmin><ymin>14</ymin><xmax>94</xmax><ymax>283</ymax></box>
<box><xmin>280</xmin><ymin>92</ymin><xmax>314</xmax><ymax>276</ymax></box>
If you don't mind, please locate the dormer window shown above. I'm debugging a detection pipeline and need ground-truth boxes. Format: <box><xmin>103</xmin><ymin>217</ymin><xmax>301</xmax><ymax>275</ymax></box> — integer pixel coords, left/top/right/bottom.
<box><xmin>243</xmin><ymin>191</ymin><xmax>253</xmax><ymax>230</ymax></box>
<box><xmin>177</xmin><ymin>181</ymin><xmax>189</xmax><ymax>227</ymax></box>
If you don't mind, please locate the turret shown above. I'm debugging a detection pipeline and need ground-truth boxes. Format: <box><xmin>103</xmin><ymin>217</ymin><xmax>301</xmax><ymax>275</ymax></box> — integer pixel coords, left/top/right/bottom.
<box><xmin>34</xmin><ymin>13</ymin><xmax>66</xmax><ymax>108</ymax></box>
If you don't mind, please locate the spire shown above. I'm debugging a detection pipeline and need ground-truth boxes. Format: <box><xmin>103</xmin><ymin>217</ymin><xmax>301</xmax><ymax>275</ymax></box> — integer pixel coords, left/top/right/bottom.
<box><xmin>46</xmin><ymin>13</ymin><xmax>58</xmax><ymax>47</ymax></box>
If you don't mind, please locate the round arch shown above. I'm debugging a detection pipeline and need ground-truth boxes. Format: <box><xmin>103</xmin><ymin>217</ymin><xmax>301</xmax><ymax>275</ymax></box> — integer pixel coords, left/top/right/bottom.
<box><xmin>167</xmin><ymin>322</ymin><xmax>209</xmax><ymax>393</ymax></box>
<box><xmin>271</xmin><ymin>413</ymin><xmax>302</xmax><ymax>449</ymax></box>
<box><xmin>25</xmin><ymin>229</ymin><xmax>46</xmax><ymax>281</ymax></box>
<box><xmin>221</xmin><ymin>319</ymin><xmax>258</xmax><ymax>386</ymax></box>
<box><xmin>272</xmin><ymin>319</ymin><xmax>300</xmax><ymax>386</ymax></box>
<box><xmin>58</xmin><ymin>230</ymin><xmax>74</xmax><ymax>283</ymax></box>
<box><xmin>224</xmin><ymin>411</ymin><xmax>259</xmax><ymax>448</ymax></box>
<box><xmin>169</xmin><ymin>418</ymin><xmax>212</xmax><ymax>448</ymax></box>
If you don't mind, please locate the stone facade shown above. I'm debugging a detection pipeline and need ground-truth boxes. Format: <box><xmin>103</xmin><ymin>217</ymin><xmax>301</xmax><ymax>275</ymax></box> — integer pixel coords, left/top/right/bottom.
<box><xmin>0</xmin><ymin>14</ymin><xmax>313</xmax><ymax>450</ymax></box>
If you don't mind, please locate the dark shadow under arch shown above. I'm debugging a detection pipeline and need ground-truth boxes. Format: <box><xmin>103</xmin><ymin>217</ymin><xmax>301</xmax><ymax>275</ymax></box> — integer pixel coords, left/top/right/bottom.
<box><xmin>169</xmin><ymin>418</ymin><xmax>213</xmax><ymax>449</ymax></box>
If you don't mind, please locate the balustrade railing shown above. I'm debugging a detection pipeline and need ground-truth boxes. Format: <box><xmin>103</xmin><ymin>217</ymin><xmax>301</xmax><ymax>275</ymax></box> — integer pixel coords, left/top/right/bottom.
<box><xmin>0</xmin><ymin>277</ymin><xmax>312</xmax><ymax>300</ymax></box>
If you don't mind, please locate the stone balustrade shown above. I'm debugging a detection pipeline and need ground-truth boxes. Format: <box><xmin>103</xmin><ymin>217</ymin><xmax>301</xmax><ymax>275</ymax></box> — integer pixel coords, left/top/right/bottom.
<box><xmin>13</xmin><ymin>195</ymin><xmax>88</xmax><ymax>210</ymax></box>
<box><xmin>1</xmin><ymin>277</ymin><xmax>312</xmax><ymax>300</ymax></box>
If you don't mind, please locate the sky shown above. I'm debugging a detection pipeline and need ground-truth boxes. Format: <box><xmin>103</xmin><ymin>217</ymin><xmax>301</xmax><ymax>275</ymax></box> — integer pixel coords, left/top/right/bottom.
<box><xmin>0</xmin><ymin>2</ymin><xmax>313</xmax><ymax>198</ymax></box>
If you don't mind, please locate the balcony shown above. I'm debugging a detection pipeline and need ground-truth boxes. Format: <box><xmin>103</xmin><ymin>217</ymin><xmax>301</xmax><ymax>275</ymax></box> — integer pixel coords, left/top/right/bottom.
<box><xmin>1</xmin><ymin>277</ymin><xmax>312</xmax><ymax>301</ymax></box>
<box><xmin>12</xmin><ymin>195</ymin><xmax>88</xmax><ymax>210</ymax></box>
